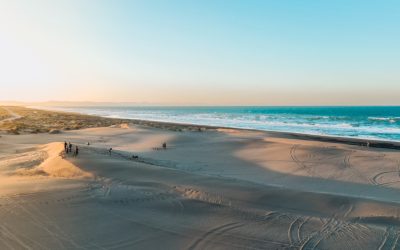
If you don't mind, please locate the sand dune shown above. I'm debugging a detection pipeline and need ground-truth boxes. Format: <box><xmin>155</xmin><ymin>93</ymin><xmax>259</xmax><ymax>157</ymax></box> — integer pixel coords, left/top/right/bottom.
<box><xmin>2</xmin><ymin>142</ymin><xmax>92</xmax><ymax>179</ymax></box>
<box><xmin>38</xmin><ymin>143</ymin><xmax>93</xmax><ymax>179</ymax></box>
<box><xmin>1</xmin><ymin>122</ymin><xmax>400</xmax><ymax>249</ymax></box>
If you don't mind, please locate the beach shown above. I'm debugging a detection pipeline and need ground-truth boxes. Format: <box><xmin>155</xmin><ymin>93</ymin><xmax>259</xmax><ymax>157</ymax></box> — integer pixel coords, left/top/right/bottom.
<box><xmin>45</xmin><ymin>106</ymin><xmax>400</xmax><ymax>142</ymax></box>
<box><xmin>1</xmin><ymin>106</ymin><xmax>400</xmax><ymax>249</ymax></box>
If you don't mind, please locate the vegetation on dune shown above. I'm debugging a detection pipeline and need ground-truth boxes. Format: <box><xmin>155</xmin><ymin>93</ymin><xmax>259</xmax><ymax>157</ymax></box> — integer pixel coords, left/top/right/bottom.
<box><xmin>0</xmin><ymin>106</ymin><xmax>213</xmax><ymax>135</ymax></box>
<box><xmin>0</xmin><ymin>106</ymin><xmax>130</xmax><ymax>134</ymax></box>
<box><xmin>0</xmin><ymin>107</ymin><xmax>12</xmax><ymax>120</ymax></box>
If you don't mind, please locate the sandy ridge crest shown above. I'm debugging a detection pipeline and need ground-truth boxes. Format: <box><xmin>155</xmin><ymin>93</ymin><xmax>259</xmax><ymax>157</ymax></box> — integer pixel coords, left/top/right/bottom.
<box><xmin>9</xmin><ymin>142</ymin><xmax>93</xmax><ymax>179</ymax></box>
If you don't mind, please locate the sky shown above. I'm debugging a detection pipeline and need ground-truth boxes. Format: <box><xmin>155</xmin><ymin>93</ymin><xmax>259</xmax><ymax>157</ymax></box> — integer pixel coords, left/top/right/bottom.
<box><xmin>0</xmin><ymin>0</ymin><xmax>399</xmax><ymax>105</ymax></box>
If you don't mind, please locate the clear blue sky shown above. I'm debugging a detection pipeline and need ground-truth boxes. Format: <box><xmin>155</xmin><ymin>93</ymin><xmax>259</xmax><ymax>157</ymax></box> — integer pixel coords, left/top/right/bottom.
<box><xmin>0</xmin><ymin>0</ymin><xmax>399</xmax><ymax>105</ymax></box>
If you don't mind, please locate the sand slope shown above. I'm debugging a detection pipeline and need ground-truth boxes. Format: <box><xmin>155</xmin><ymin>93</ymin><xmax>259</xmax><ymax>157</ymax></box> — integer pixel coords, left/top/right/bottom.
<box><xmin>1</xmin><ymin>125</ymin><xmax>400</xmax><ymax>249</ymax></box>
<box><xmin>2</xmin><ymin>142</ymin><xmax>92</xmax><ymax>179</ymax></box>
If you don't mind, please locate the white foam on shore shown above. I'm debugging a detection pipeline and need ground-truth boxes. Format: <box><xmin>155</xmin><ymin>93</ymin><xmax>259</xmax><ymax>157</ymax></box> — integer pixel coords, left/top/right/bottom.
<box><xmin>38</xmin><ymin>106</ymin><xmax>400</xmax><ymax>142</ymax></box>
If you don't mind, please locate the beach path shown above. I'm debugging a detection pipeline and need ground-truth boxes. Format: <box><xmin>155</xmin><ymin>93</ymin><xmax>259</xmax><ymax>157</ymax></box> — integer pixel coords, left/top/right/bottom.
<box><xmin>0</xmin><ymin>106</ymin><xmax>22</xmax><ymax>124</ymax></box>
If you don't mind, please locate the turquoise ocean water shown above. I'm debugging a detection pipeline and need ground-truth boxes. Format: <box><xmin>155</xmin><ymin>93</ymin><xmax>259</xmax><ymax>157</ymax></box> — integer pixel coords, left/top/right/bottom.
<box><xmin>52</xmin><ymin>106</ymin><xmax>400</xmax><ymax>142</ymax></box>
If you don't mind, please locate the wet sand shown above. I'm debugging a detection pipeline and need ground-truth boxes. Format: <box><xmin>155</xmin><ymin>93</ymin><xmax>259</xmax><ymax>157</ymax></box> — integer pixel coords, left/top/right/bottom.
<box><xmin>1</xmin><ymin>107</ymin><xmax>400</xmax><ymax>249</ymax></box>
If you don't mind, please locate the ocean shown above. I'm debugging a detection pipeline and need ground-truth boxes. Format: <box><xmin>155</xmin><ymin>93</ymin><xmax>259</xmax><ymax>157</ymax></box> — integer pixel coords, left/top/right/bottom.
<box><xmin>49</xmin><ymin>106</ymin><xmax>400</xmax><ymax>142</ymax></box>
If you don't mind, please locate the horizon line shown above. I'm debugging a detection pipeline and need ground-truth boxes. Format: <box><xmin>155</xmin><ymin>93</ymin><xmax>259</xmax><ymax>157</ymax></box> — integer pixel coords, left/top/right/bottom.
<box><xmin>1</xmin><ymin>101</ymin><xmax>400</xmax><ymax>107</ymax></box>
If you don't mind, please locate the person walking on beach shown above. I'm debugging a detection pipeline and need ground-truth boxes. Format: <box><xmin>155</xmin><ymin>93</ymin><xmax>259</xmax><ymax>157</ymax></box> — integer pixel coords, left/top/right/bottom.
<box><xmin>69</xmin><ymin>142</ymin><xmax>72</xmax><ymax>153</ymax></box>
<box><xmin>64</xmin><ymin>141</ymin><xmax>68</xmax><ymax>153</ymax></box>
<box><xmin>109</xmin><ymin>148</ymin><xmax>112</xmax><ymax>156</ymax></box>
<box><xmin>74</xmin><ymin>146</ymin><xmax>79</xmax><ymax>157</ymax></box>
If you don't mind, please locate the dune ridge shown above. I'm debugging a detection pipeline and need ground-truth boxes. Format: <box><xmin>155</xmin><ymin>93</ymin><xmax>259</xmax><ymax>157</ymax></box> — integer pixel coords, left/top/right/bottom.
<box><xmin>4</xmin><ymin>142</ymin><xmax>93</xmax><ymax>179</ymax></box>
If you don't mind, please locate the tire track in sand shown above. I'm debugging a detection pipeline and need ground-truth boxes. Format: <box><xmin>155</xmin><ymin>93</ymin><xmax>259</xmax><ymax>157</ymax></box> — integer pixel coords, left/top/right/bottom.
<box><xmin>372</xmin><ymin>171</ymin><xmax>400</xmax><ymax>186</ymax></box>
<box><xmin>288</xmin><ymin>216</ymin><xmax>310</xmax><ymax>247</ymax></box>
<box><xmin>288</xmin><ymin>216</ymin><xmax>304</xmax><ymax>246</ymax></box>
<box><xmin>342</xmin><ymin>151</ymin><xmax>375</xmax><ymax>185</ymax></box>
<box><xmin>0</xmin><ymin>107</ymin><xmax>22</xmax><ymax>124</ymax></box>
<box><xmin>0</xmin><ymin>197</ymin><xmax>68</xmax><ymax>249</ymax></box>
<box><xmin>378</xmin><ymin>226</ymin><xmax>399</xmax><ymax>250</ymax></box>
<box><xmin>290</xmin><ymin>144</ymin><xmax>315</xmax><ymax>177</ymax></box>
<box><xmin>300</xmin><ymin>217</ymin><xmax>341</xmax><ymax>250</ymax></box>
<box><xmin>0</xmin><ymin>225</ymin><xmax>34</xmax><ymax>250</ymax></box>
<box><xmin>300</xmin><ymin>202</ymin><xmax>354</xmax><ymax>250</ymax></box>
<box><xmin>187</xmin><ymin>222</ymin><xmax>244</xmax><ymax>250</ymax></box>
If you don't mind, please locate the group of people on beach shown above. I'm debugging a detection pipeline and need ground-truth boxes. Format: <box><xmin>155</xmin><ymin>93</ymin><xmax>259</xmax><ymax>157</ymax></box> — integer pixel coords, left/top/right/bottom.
<box><xmin>63</xmin><ymin>140</ymin><xmax>167</xmax><ymax>159</ymax></box>
<box><xmin>152</xmin><ymin>142</ymin><xmax>167</xmax><ymax>151</ymax></box>
<box><xmin>64</xmin><ymin>141</ymin><xmax>79</xmax><ymax>157</ymax></box>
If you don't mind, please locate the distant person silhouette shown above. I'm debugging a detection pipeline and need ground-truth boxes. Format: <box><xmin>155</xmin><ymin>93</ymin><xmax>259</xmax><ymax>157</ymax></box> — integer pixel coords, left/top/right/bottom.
<box><xmin>68</xmin><ymin>142</ymin><xmax>72</xmax><ymax>153</ymax></box>
<box><xmin>74</xmin><ymin>146</ymin><xmax>79</xmax><ymax>157</ymax></box>
<box><xmin>109</xmin><ymin>148</ymin><xmax>112</xmax><ymax>156</ymax></box>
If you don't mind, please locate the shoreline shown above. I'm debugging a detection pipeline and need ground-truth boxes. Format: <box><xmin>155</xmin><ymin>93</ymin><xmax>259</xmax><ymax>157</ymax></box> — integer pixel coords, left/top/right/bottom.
<box><xmin>25</xmin><ymin>105</ymin><xmax>400</xmax><ymax>150</ymax></box>
<box><xmin>121</xmin><ymin>117</ymin><xmax>400</xmax><ymax>149</ymax></box>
